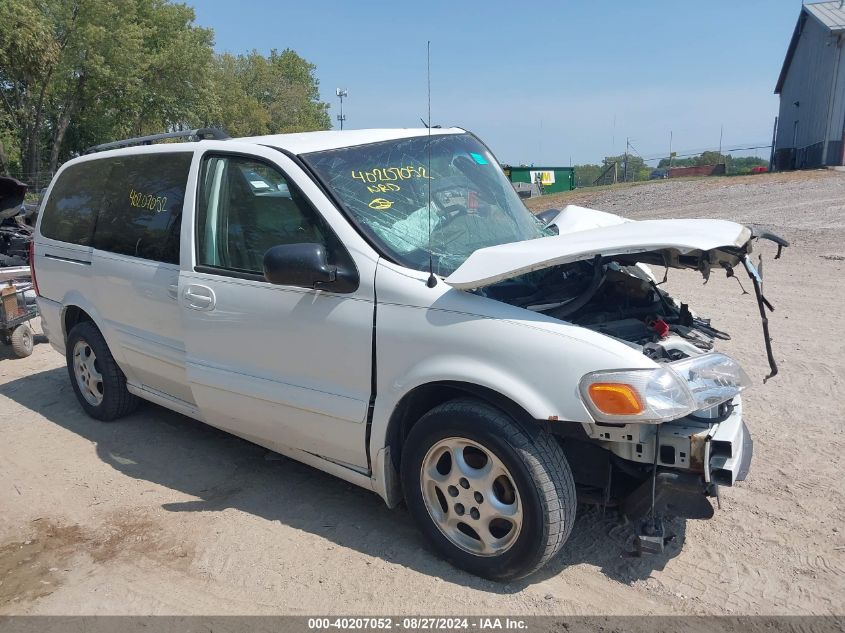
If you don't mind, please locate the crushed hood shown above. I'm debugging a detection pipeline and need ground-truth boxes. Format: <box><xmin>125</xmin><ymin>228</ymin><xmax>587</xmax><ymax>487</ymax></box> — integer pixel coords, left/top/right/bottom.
<box><xmin>444</xmin><ymin>206</ymin><xmax>752</xmax><ymax>290</ymax></box>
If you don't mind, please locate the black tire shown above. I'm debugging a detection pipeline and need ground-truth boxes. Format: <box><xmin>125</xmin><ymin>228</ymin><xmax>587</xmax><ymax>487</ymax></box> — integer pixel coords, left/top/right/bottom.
<box><xmin>66</xmin><ymin>322</ymin><xmax>139</xmax><ymax>421</ymax></box>
<box><xmin>401</xmin><ymin>398</ymin><xmax>576</xmax><ymax>581</ymax></box>
<box><xmin>10</xmin><ymin>323</ymin><xmax>34</xmax><ymax>358</ymax></box>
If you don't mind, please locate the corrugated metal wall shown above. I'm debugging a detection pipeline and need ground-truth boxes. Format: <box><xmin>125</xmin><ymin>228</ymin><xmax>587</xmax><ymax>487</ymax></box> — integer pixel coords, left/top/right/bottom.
<box><xmin>827</xmin><ymin>35</ymin><xmax>845</xmax><ymax>165</ymax></box>
<box><xmin>775</xmin><ymin>16</ymin><xmax>844</xmax><ymax>168</ymax></box>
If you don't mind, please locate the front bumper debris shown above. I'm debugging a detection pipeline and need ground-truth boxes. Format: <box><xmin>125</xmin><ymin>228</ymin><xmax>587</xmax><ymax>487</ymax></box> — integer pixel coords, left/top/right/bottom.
<box><xmin>621</xmin><ymin>469</ymin><xmax>717</xmax><ymax>520</ymax></box>
<box><xmin>709</xmin><ymin>418</ymin><xmax>753</xmax><ymax>486</ymax></box>
<box><xmin>621</xmin><ymin>414</ymin><xmax>752</xmax><ymax>521</ymax></box>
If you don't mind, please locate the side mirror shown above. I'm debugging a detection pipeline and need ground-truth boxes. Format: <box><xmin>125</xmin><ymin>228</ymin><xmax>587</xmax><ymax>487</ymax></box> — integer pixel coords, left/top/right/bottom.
<box><xmin>535</xmin><ymin>208</ymin><xmax>561</xmax><ymax>226</ymax></box>
<box><xmin>534</xmin><ymin>208</ymin><xmax>561</xmax><ymax>235</ymax></box>
<box><xmin>263</xmin><ymin>243</ymin><xmax>336</xmax><ymax>288</ymax></box>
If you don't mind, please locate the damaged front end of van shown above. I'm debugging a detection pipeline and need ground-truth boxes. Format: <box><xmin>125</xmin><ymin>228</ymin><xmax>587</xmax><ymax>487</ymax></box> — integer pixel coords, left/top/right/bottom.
<box><xmin>444</xmin><ymin>205</ymin><xmax>788</xmax><ymax>552</ymax></box>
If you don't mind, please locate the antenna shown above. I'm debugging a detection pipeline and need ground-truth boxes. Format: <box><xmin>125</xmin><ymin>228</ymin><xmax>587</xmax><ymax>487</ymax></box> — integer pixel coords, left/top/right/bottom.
<box><xmin>426</xmin><ymin>40</ymin><xmax>437</xmax><ymax>288</ymax></box>
<box><xmin>336</xmin><ymin>88</ymin><xmax>347</xmax><ymax>130</ymax></box>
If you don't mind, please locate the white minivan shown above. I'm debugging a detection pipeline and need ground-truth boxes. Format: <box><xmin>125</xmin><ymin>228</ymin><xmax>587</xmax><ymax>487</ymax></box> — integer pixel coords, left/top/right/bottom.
<box><xmin>32</xmin><ymin>128</ymin><xmax>785</xmax><ymax>580</ymax></box>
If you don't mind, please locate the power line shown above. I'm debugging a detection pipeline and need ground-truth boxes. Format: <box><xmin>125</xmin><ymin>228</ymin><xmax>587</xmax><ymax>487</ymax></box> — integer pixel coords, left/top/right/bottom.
<box><xmin>637</xmin><ymin>142</ymin><xmax>772</xmax><ymax>163</ymax></box>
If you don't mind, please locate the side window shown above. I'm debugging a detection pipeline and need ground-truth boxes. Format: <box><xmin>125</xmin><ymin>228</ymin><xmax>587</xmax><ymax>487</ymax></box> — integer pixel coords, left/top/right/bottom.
<box><xmin>196</xmin><ymin>155</ymin><xmax>333</xmax><ymax>274</ymax></box>
<box><xmin>92</xmin><ymin>152</ymin><xmax>191</xmax><ymax>264</ymax></box>
<box><xmin>40</xmin><ymin>159</ymin><xmax>111</xmax><ymax>245</ymax></box>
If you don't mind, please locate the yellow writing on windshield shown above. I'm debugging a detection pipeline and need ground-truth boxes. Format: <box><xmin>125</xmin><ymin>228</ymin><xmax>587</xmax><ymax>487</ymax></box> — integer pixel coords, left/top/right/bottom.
<box><xmin>368</xmin><ymin>198</ymin><xmax>393</xmax><ymax>210</ymax></box>
<box><xmin>352</xmin><ymin>166</ymin><xmax>432</xmax><ymax>183</ymax></box>
<box><xmin>367</xmin><ymin>183</ymin><xmax>400</xmax><ymax>193</ymax></box>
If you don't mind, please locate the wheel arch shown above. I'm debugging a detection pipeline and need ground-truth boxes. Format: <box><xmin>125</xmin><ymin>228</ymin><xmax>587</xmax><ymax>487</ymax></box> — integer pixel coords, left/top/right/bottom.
<box><xmin>384</xmin><ymin>381</ymin><xmax>544</xmax><ymax>475</ymax></box>
<box><xmin>58</xmin><ymin>290</ymin><xmax>109</xmax><ymax>344</ymax></box>
<box><xmin>63</xmin><ymin>304</ymin><xmax>95</xmax><ymax>340</ymax></box>
<box><xmin>59</xmin><ymin>299</ymin><xmax>128</xmax><ymax>372</ymax></box>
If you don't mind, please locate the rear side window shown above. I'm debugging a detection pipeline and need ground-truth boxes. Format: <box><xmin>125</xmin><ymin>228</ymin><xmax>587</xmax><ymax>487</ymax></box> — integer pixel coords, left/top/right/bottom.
<box><xmin>39</xmin><ymin>159</ymin><xmax>110</xmax><ymax>245</ymax></box>
<box><xmin>92</xmin><ymin>152</ymin><xmax>191</xmax><ymax>264</ymax></box>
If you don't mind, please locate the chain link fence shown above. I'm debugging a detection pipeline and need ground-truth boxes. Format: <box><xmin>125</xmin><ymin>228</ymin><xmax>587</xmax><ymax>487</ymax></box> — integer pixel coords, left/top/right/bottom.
<box><xmin>5</xmin><ymin>171</ymin><xmax>55</xmax><ymax>197</ymax></box>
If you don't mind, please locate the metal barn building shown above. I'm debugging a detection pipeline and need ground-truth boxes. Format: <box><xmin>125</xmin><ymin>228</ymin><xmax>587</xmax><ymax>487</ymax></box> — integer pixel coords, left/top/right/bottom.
<box><xmin>774</xmin><ymin>1</ymin><xmax>845</xmax><ymax>170</ymax></box>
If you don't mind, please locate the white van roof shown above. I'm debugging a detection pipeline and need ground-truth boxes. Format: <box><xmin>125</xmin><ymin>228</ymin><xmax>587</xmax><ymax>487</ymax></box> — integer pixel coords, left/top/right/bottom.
<box><xmin>238</xmin><ymin>127</ymin><xmax>466</xmax><ymax>154</ymax></box>
<box><xmin>72</xmin><ymin>127</ymin><xmax>468</xmax><ymax>164</ymax></box>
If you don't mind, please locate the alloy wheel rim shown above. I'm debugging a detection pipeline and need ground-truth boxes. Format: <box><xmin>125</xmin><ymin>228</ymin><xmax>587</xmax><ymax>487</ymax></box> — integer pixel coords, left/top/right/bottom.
<box><xmin>72</xmin><ymin>340</ymin><xmax>104</xmax><ymax>406</ymax></box>
<box><xmin>420</xmin><ymin>437</ymin><xmax>523</xmax><ymax>557</ymax></box>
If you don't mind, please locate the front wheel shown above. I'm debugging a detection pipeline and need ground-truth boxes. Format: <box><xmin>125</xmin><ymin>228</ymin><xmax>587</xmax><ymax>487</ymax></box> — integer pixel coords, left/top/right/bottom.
<box><xmin>401</xmin><ymin>398</ymin><xmax>576</xmax><ymax>581</ymax></box>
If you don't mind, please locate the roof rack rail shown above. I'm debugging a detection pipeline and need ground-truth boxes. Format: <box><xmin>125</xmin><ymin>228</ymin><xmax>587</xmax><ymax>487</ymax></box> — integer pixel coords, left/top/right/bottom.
<box><xmin>84</xmin><ymin>128</ymin><xmax>229</xmax><ymax>154</ymax></box>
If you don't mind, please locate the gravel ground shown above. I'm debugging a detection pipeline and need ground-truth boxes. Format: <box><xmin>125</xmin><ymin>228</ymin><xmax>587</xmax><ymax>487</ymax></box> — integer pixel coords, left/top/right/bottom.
<box><xmin>1</xmin><ymin>170</ymin><xmax>844</xmax><ymax>615</ymax></box>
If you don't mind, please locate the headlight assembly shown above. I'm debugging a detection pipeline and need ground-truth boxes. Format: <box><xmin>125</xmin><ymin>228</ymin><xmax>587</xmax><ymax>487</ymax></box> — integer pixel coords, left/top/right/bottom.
<box><xmin>579</xmin><ymin>353</ymin><xmax>751</xmax><ymax>424</ymax></box>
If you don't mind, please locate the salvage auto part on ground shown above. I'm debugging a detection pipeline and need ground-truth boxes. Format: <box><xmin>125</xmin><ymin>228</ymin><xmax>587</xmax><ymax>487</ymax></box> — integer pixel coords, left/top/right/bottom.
<box><xmin>0</xmin><ymin>176</ymin><xmax>36</xmax><ymax>268</ymax></box>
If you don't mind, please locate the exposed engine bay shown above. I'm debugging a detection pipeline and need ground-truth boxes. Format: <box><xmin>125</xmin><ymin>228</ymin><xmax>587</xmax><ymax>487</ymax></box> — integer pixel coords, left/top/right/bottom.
<box><xmin>453</xmin><ymin>205</ymin><xmax>791</xmax><ymax>541</ymax></box>
<box><xmin>482</xmin><ymin>258</ymin><xmax>728</xmax><ymax>364</ymax></box>
<box><xmin>453</xmin><ymin>205</ymin><xmax>790</xmax><ymax>379</ymax></box>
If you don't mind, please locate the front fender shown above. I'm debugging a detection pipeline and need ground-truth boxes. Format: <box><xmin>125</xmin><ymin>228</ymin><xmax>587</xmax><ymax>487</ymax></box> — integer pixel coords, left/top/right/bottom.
<box><xmin>370</xmin><ymin>276</ymin><xmax>657</xmax><ymax>454</ymax></box>
<box><xmin>368</xmin><ymin>260</ymin><xmax>659</xmax><ymax>505</ymax></box>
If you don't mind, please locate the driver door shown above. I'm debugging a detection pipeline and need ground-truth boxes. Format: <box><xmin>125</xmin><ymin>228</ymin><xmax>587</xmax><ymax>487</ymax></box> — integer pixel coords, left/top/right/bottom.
<box><xmin>179</xmin><ymin>150</ymin><xmax>375</xmax><ymax>469</ymax></box>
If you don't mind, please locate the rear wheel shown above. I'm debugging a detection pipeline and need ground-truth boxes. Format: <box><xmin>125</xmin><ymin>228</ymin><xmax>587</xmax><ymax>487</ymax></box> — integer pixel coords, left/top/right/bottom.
<box><xmin>10</xmin><ymin>323</ymin><xmax>33</xmax><ymax>358</ymax></box>
<box><xmin>401</xmin><ymin>398</ymin><xmax>576</xmax><ymax>581</ymax></box>
<box><xmin>66</xmin><ymin>322</ymin><xmax>138</xmax><ymax>421</ymax></box>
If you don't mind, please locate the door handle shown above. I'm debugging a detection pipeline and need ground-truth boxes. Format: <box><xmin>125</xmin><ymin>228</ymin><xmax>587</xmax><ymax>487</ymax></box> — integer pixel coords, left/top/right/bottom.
<box><xmin>183</xmin><ymin>285</ymin><xmax>216</xmax><ymax>311</ymax></box>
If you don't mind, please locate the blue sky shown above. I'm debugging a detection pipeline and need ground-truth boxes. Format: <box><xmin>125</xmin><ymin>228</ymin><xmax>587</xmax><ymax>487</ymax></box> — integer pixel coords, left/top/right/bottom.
<box><xmin>191</xmin><ymin>0</ymin><xmax>801</xmax><ymax>166</ymax></box>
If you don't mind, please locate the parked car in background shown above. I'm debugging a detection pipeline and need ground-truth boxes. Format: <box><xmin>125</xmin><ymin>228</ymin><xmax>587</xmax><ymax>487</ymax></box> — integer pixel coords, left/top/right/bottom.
<box><xmin>32</xmin><ymin>127</ymin><xmax>785</xmax><ymax>580</ymax></box>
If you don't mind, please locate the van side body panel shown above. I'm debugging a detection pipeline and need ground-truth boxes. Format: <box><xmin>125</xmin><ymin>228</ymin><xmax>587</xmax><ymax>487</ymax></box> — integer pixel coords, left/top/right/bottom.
<box><xmin>92</xmin><ymin>252</ymin><xmax>194</xmax><ymax>405</ymax></box>
<box><xmin>176</xmin><ymin>142</ymin><xmax>378</xmax><ymax>470</ymax></box>
<box><xmin>34</xmin><ymin>149</ymin><xmax>195</xmax><ymax>406</ymax></box>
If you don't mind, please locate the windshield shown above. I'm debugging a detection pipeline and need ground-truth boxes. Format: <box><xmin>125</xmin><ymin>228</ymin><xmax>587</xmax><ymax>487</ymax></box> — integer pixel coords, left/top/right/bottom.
<box><xmin>303</xmin><ymin>133</ymin><xmax>549</xmax><ymax>276</ymax></box>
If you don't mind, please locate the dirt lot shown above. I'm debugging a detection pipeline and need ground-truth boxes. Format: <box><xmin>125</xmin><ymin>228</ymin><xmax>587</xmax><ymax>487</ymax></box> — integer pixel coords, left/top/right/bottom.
<box><xmin>1</xmin><ymin>170</ymin><xmax>844</xmax><ymax>615</ymax></box>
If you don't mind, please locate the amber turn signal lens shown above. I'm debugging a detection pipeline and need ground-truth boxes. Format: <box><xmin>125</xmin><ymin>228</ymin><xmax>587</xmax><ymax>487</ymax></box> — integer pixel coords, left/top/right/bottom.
<box><xmin>587</xmin><ymin>383</ymin><xmax>645</xmax><ymax>416</ymax></box>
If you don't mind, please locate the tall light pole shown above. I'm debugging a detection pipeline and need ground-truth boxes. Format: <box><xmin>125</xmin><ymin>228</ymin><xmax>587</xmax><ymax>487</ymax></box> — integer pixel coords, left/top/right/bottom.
<box><xmin>336</xmin><ymin>88</ymin><xmax>347</xmax><ymax>130</ymax></box>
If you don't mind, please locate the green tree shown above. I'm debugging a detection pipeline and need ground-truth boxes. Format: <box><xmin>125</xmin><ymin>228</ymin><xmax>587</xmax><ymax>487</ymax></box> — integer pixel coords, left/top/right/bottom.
<box><xmin>696</xmin><ymin>151</ymin><xmax>727</xmax><ymax>166</ymax></box>
<box><xmin>656</xmin><ymin>151</ymin><xmax>768</xmax><ymax>176</ymax></box>
<box><xmin>573</xmin><ymin>163</ymin><xmax>601</xmax><ymax>187</ymax></box>
<box><xmin>0</xmin><ymin>0</ymin><xmax>218</xmax><ymax>174</ymax></box>
<box><xmin>210</xmin><ymin>53</ymin><xmax>270</xmax><ymax>137</ymax></box>
<box><xmin>727</xmin><ymin>156</ymin><xmax>768</xmax><ymax>175</ymax></box>
<box><xmin>0</xmin><ymin>109</ymin><xmax>18</xmax><ymax>174</ymax></box>
<box><xmin>209</xmin><ymin>49</ymin><xmax>330</xmax><ymax>136</ymax></box>
<box><xmin>604</xmin><ymin>154</ymin><xmax>647</xmax><ymax>182</ymax></box>
<box><xmin>0</xmin><ymin>0</ymin><xmax>67</xmax><ymax>176</ymax></box>
<box><xmin>0</xmin><ymin>0</ymin><xmax>331</xmax><ymax>177</ymax></box>
<box><xmin>658</xmin><ymin>156</ymin><xmax>696</xmax><ymax>168</ymax></box>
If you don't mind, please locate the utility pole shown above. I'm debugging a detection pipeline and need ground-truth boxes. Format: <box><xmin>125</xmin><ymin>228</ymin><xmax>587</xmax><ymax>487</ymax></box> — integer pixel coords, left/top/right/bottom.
<box><xmin>769</xmin><ymin>116</ymin><xmax>778</xmax><ymax>172</ymax></box>
<box><xmin>718</xmin><ymin>124</ymin><xmax>724</xmax><ymax>162</ymax></box>
<box><xmin>336</xmin><ymin>88</ymin><xmax>348</xmax><ymax>130</ymax></box>
<box><xmin>623</xmin><ymin>137</ymin><xmax>629</xmax><ymax>182</ymax></box>
<box><xmin>668</xmin><ymin>130</ymin><xmax>673</xmax><ymax>171</ymax></box>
